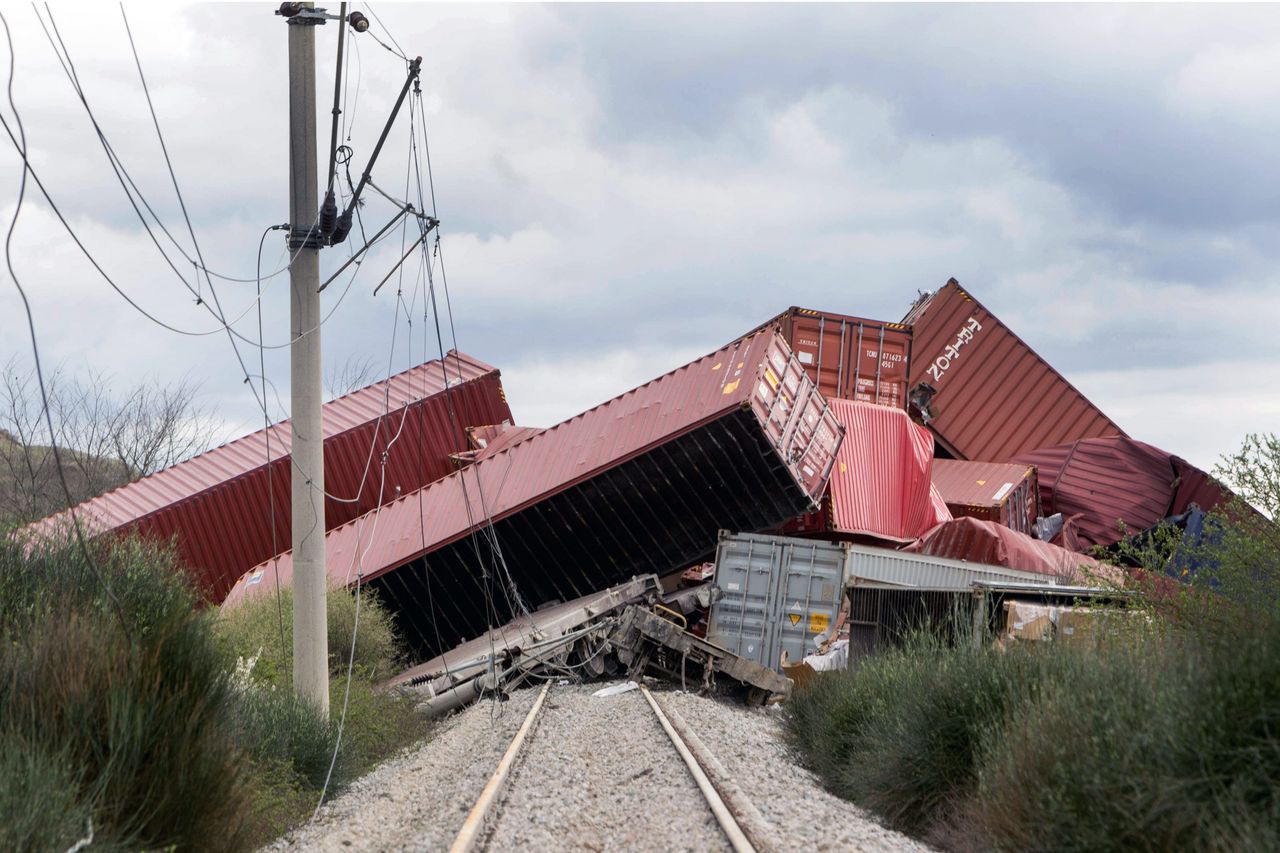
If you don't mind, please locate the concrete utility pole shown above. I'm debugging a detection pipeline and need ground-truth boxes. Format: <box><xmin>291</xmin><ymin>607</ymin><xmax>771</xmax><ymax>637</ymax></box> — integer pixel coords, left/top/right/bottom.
<box><xmin>284</xmin><ymin>2</ymin><xmax>328</xmax><ymax>717</ymax></box>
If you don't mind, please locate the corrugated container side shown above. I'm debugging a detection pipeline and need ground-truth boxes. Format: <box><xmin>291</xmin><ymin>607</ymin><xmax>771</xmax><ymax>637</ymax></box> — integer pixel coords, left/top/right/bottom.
<box><xmin>778</xmin><ymin>308</ymin><xmax>912</xmax><ymax>409</ymax></box>
<box><xmin>903</xmin><ymin>279</ymin><xmax>1124</xmax><ymax>461</ymax></box>
<box><xmin>225</xmin><ymin>330</ymin><xmax>845</xmax><ymax>661</ymax></box>
<box><xmin>844</xmin><ymin>543</ymin><xmax>1054</xmax><ymax>590</ymax></box>
<box><xmin>24</xmin><ymin>354</ymin><xmax>512</xmax><ymax>602</ymax></box>
<box><xmin>1015</xmin><ymin>436</ymin><xmax>1192</xmax><ymax>548</ymax></box>
<box><xmin>708</xmin><ymin>531</ymin><xmax>848</xmax><ymax>671</ymax></box>
<box><xmin>782</xmin><ymin>399</ymin><xmax>952</xmax><ymax>543</ymax></box>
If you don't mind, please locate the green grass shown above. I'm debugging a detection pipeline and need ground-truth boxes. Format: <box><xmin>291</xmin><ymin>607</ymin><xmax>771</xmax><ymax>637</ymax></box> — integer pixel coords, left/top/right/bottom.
<box><xmin>785</xmin><ymin>616</ymin><xmax>1280</xmax><ymax>851</ymax></box>
<box><xmin>0</xmin><ymin>532</ymin><xmax>427</xmax><ymax>851</ymax></box>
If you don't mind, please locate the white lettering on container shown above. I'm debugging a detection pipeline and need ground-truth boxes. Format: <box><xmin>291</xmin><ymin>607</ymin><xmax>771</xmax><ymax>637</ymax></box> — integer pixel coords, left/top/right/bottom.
<box><xmin>926</xmin><ymin>316</ymin><xmax>982</xmax><ymax>383</ymax></box>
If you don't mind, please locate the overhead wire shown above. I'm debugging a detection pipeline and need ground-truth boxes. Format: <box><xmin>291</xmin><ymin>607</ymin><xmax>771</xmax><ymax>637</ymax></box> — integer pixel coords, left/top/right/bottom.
<box><xmin>257</xmin><ymin>222</ymin><xmax>291</xmax><ymax>663</ymax></box>
<box><xmin>34</xmin><ymin>5</ymin><xmax>302</xmax><ymax>354</ymax></box>
<box><xmin>0</xmin><ymin>9</ymin><xmax>132</xmax><ymax>639</ymax></box>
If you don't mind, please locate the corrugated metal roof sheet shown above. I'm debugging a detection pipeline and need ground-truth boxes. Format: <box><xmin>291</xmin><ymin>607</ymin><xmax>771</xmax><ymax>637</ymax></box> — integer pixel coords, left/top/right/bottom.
<box><xmin>825</xmin><ymin>400</ymin><xmax>952</xmax><ymax>542</ymax></box>
<box><xmin>1015</xmin><ymin>436</ymin><xmax>1229</xmax><ymax>549</ymax></box>
<box><xmin>902</xmin><ymin>516</ymin><xmax>1105</xmax><ymax>582</ymax></box>
<box><xmin>903</xmin><ymin>279</ymin><xmax>1125</xmax><ymax>461</ymax></box>
<box><xmin>224</xmin><ymin>329</ymin><xmax>845</xmax><ymax>660</ymax></box>
<box><xmin>25</xmin><ymin>352</ymin><xmax>511</xmax><ymax>602</ymax></box>
<box><xmin>845</xmin><ymin>542</ymin><xmax>1060</xmax><ymax>589</ymax></box>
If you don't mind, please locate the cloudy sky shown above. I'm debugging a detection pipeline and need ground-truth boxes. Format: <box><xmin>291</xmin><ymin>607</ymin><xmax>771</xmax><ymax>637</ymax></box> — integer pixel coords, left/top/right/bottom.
<box><xmin>1</xmin><ymin>2</ymin><xmax>1278</xmax><ymax>474</ymax></box>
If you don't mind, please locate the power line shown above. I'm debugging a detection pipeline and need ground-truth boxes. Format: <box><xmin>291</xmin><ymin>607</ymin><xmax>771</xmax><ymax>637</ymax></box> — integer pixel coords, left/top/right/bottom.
<box><xmin>0</xmin><ymin>9</ymin><xmax>131</xmax><ymax>639</ymax></box>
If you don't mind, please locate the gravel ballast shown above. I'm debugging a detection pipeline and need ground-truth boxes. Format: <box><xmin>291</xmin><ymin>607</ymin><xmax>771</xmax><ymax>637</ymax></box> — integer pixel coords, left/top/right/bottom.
<box><xmin>484</xmin><ymin>683</ymin><xmax>728</xmax><ymax>852</ymax></box>
<box><xmin>268</xmin><ymin>688</ymin><xmax>539</xmax><ymax>853</ymax></box>
<box><xmin>661</xmin><ymin>688</ymin><xmax>932</xmax><ymax>852</ymax></box>
<box><xmin>266</xmin><ymin>681</ymin><xmax>926</xmax><ymax>852</ymax></box>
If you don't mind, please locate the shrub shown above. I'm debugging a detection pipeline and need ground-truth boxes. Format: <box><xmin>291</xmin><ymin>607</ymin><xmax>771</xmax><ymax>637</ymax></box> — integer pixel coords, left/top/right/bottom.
<box><xmin>217</xmin><ymin>580</ymin><xmax>404</xmax><ymax>686</ymax></box>
<box><xmin>0</xmin><ymin>536</ymin><xmax>252</xmax><ymax>851</ymax></box>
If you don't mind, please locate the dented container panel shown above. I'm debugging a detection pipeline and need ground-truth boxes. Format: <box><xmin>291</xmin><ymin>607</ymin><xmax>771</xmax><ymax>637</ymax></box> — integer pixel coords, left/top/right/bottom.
<box><xmin>708</xmin><ymin>531</ymin><xmax>849</xmax><ymax>672</ymax></box>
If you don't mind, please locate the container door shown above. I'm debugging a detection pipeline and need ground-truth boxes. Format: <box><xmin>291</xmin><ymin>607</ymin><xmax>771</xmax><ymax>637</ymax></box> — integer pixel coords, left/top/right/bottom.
<box><xmin>774</xmin><ymin>540</ymin><xmax>845</xmax><ymax>665</ymax></box>
<box><xmin>708</xmin><ymin>535</ymin><xmax>786</xmax><ymax>666</ymax></box>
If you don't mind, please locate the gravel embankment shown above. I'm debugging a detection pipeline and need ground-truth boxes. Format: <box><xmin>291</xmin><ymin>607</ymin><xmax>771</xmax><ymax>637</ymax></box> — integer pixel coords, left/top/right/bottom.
<box><xmin>266</xmin><ymin>681</ymin><xmax>927</xmax><ymax>852</ymax></box>
<box><xmin>485</xmin><ymin>683</ymin><xmax>728</xmax><ymax>852</ymax></box>
<box><xmin>267</xmin><ymin>688</ymin><xmax>539</xmax><ymax>853</ymax></box>
<box><xmin>661</xmin><ymin>688</ymin><xmax>933</xmax><ymax>852</ymax></box>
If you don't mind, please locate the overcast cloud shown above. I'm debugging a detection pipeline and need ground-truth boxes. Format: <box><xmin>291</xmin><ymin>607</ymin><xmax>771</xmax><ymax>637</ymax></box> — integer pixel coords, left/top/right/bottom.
<box><xmin>1</xmin><ymin>2</ymin><xmax>1278</xmax><ymax>473</ymax></box>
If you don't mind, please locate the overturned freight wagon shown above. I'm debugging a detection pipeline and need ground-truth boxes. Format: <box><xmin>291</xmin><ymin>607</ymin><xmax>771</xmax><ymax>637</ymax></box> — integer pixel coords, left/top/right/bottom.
<box><xmin>23</xmin><ymin>352</ymin><xmax>512</xmax><ymax>602</ymax></box>
<box><xmin>904</xmin><ymin>279</ymin><xmax>1125</xmax><ymax>461</ymax></box>
<box><xmin>224</xmin><ymin>329</ymin><xmax>844</xmax><ymax>660</ymax></box>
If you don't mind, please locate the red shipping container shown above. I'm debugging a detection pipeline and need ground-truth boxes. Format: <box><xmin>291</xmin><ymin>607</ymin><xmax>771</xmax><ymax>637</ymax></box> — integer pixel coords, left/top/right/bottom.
<box><xmin>224</xmin><ymin>328</ymin><xmax>845</xmax><ymax>659</ymax></box>
<box><xmin>748</xmin><ymin>307</ymin><xmax>912</xmax><ymax>408</ymax></box>
<box><xmin>25</xmin><ymin>352</ymin><xmax>512</xmax><ymax>602</ymax></box>
<box><xmin>903</xmin><ymin>279</ymin><xmax>1124</xmax><ymax>461</ymax></box>
<box><xmin>931</xmin><ymin>459</ymin><xmax>1039</xmax><ymax>535</ymax></box>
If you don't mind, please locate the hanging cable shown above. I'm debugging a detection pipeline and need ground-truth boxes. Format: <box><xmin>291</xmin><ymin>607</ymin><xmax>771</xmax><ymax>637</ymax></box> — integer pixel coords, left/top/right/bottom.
<box><xmin>0</xmin><ymin>10</ymin><xmax>131</xmax><ymax>640</ymax></box>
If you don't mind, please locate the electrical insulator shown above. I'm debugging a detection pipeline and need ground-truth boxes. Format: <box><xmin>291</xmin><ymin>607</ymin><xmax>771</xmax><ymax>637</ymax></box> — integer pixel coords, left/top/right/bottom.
<box><xmin>319</xmin><ymin>191</ymin><xmax>337</xmax><ymax>238</ymax></box>
<box><xmin>331</xmin><ymin>211</ymin><xmax>353</xmax><ymax>245</ymax></box>
<box><xmin>348</xmin><ymin>11</ymin><xmax>370</xmax><ymax>32</ymax></box>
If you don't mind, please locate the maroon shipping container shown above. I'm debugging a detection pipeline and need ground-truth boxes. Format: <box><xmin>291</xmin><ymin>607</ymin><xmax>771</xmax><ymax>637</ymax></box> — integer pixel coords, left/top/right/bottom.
<box><xmin>25</xmin><ymin>352</ymin><xmax>512</xmax><ymax>602</ymax></box>
<box><xmin>931</xmin><ymin>459</ymin><xmax>1039</xmax><ymax>535</ymax></box>
<box><xmin>224</xmin><ymin>328</ymin><xmax>845</xmax><ymax>660</ymax></box>
<box><xmin>748</xmin><ymin>307</ymin><xmax>912</xmax><ymax>408</ymax></box>
<box><xmin>903</xmin><ymin>279</ymin><xmax>1125</xmax><ymax>461</ymax></box>
<box><xmin>1015</xmin><ymin>436</ymin><xmax>1230</xmax><ymax>549</ymax></box>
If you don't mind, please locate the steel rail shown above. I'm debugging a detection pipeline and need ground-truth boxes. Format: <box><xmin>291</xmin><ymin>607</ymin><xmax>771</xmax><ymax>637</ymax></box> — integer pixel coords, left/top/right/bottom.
<box><xmin>449</xmin><ymin>681</ymin><xmax>550</xmax><ymax>853</ymax></box>
<box><xmin>640</xmin><ymin>685</ymin><xmax>760</xmax><ymax>853</ymax></box>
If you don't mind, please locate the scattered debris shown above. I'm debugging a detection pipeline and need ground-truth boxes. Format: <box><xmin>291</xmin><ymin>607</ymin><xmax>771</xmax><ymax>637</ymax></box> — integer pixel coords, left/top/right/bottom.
<box><xmin>591</xmin><ymin>681</ymin><xmax>639</xmax><ymax>698</ymax></box>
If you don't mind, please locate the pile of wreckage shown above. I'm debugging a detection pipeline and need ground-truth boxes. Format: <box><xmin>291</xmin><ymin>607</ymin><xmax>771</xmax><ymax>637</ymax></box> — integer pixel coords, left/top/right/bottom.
<box><xmin>23</xmin><ymin>278</ymin><xmax>1233</xmax><ymax>711</ymax></box>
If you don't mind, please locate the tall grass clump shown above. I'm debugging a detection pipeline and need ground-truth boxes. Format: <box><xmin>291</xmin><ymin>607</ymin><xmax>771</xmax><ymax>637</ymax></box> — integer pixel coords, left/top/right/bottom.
<box><xmin>967</xmin><ymin>615</ymin><xmax>1280</xmax><ymax>852</ymax></box>
<box><xmin>216</xmin><ymin>579</ymin><xmax>427</xmax><ymax>833</ymax></box>
<box><xmin>0</xmin><ymin>532</ymin><xmax>427</xmax><ymax>851</ymax></box>
<box><xmin>787</xmin><ymin>608</ymin><xmax>1280</xmax><ymax>851</ymax></box>
<box><xmin>787</xmin><ymin>628</ymin><xmax>1091</xmax><ymax>843</ymax></box>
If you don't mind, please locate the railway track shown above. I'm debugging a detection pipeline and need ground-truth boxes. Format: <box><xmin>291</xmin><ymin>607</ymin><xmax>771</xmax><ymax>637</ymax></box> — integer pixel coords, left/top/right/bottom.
<box><xmin>449</xmin><ymin>682</ymin><xmax>775</xmax><ymax>853</ymax></box>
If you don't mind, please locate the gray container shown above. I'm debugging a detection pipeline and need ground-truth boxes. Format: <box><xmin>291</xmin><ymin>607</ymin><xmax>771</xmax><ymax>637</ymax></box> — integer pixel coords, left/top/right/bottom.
<box><xmin>708</xmin><ymin>531</ymin><xmax>848</xmax><ymax>672</ymax></box>
<box><xmin>845</xmin><ymin>543</ymin><xmax>1053</xmax><ymax>590</ymax></box>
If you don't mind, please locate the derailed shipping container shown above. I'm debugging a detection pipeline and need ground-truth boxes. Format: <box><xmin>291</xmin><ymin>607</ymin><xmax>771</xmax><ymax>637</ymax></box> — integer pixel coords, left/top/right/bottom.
<box><xmin>931</xmin><ymin>458</ymin><xmax>1039</xmax><ymax>535</ymax></box>
<box><xmin>24</xmin><ymin>352</ymin><xmax>511</xmax><ymax>602</ymax></box>
<box><xmin>744</xmin><ymin>307</ymin><xmax>913</xmax><ymax>408</ymax></box>
<box><xmin>903</xmin><ymin>279</ymin><xmax>1125</xmax><ymax>461</ymax></box>
<box><xmin>707</xmin><ymin>531</ymin><xmax>848</xmax><ymax>672</ymax></box>
<box><xmin>225</xmin><ymin>329</ymin><xmax>844</xmax><ymax>661</ymax></box>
